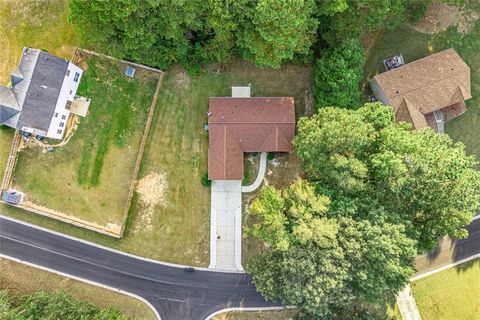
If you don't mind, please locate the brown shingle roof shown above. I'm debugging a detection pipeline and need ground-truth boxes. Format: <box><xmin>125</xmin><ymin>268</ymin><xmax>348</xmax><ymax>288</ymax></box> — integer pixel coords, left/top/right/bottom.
<box><xmin>372</xmin><ymin>48</ymin><xmax>471</xmax><ymax>129</ymax></box>
<box><xmin>208</xmin><ymin>97</ymin><xmax>295</xmax><ymax>180</ymax></box>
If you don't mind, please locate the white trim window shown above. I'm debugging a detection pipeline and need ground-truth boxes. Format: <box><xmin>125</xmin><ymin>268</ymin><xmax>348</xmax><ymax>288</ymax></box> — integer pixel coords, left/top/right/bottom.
<box><xmin>73</xmin><ymin>72</ymin><xmax>80</xmax><ymax>83</ymax></box>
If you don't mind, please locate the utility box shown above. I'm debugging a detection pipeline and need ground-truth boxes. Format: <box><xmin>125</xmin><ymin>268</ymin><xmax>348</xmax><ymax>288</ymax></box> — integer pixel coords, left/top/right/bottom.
<box><xmin>2</xmin><ymin>190</ymin><xmax>23</xmax><ymax>204</ymax></box>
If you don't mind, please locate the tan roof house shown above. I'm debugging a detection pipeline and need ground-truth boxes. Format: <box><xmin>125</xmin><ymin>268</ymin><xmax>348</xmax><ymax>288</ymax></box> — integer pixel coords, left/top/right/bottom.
<box><xmin>370</xmin><ymin>48</ymin><xmax>471</xmax><ymax>132</ymax></box>
<box><xmin>208</xmin><ymin>96</ymin><xmax>295</xmax><ymax>180</ymax></box>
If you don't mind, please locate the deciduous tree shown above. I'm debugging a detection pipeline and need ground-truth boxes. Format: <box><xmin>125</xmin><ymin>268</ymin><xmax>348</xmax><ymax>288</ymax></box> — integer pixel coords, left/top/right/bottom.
<box><xmin>294</xmin><ymin>103</ymin><xmax>480</xmax><ymax>251</ymax></box>
<box><xmin>313</xmin><ymin>38</ymin><xmax>365</xmax><ymax>109</ymax></box>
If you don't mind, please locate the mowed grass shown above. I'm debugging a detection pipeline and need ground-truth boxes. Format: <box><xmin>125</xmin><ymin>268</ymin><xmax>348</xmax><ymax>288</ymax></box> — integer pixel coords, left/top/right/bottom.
<box><xmin>0</xmin><ymin>0</ymin><xmax>78</xmax><ymax>83</ymax></box>
<box><xmin>412</xmin><ymin>259</ymin><xmax>480</xmax><ymax>320</ymax></box>
<box><xmin>0</xmin><ymin>126</ymin><xmax>14</xmax><ymax>183</ymax></box>
<box><xmin>363</xmin><ymin>18</ymin><xmax>480</xmax><ymax>165</ymax></box>
<box><xmin>127</xmin><ymin>61</ymin><xmax>313</xmax><ymax>265</ymax></box>
<box><xmin>12</xmin><ymin>54</ymin><xmax>158</xmax><ymax>229</ymax></box>
<box><xmin>1</xmin><ymin>61</ymin><xmax>312</xmax><ymax>265</ymax></box>
<box><xmin>0</xmin><ymin>258</ymin><xmax>156</xmax><ymax>320</ymax></box>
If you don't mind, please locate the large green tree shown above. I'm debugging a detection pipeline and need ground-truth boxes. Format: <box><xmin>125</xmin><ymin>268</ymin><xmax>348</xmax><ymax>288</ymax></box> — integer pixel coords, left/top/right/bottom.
<box><xmin>294</xmin><ymin>103</ymin><xmax>480</xmax><ymax>251</ymax></box>
<box><xmin>237</xmin><ymin>0</ymin><xmax>319</xmax><ymax>68</ymax></box>
<box><xmin>69</xmin><ymin>0</ymin><xmax>224</xmax><ymax>69</ymax></box>
<box><xmin>314</xmin><ymin>38</ymin><xmax>365</xmax><ymax>109</ymax></box>
<box><xmin>247</xmin><ymin>179</ymin><xmax>417</xmax><ymax>318</ymax></box>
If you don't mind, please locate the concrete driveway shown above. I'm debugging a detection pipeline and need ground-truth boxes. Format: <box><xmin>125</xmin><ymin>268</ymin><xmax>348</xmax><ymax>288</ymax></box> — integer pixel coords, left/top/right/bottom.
<box><xmin>209</xmin><ymin>180</ymin><xmax>242</xmax><ymax>271</ymax></box>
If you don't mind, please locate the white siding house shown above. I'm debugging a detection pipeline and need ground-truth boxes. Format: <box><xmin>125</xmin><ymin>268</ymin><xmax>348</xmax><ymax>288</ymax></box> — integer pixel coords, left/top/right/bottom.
<box><xmin>46</xmin><ymin>63</ymin><xmax>83</xmax><ymax>139</ymax></box>
<box><xmin>0</xmin><ymin>48</ymin><xmax>84</xmax><ymax>140</ymax></box>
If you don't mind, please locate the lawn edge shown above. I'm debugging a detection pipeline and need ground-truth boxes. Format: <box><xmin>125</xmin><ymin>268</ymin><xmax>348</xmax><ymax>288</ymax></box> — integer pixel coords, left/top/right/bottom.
<box><xmin>0</xmin><ymin>254</ymin><xmax>161</xmax><ymax>320</ymax></box>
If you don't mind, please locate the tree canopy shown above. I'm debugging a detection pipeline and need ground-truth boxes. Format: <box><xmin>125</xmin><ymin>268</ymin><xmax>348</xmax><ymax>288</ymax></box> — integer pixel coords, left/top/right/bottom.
<box><xmin>237</xmin><ymin>0</ymin><xmax>318</xmax><ymax>68</ymax></box>
<box><xmin>294</xmin><ymin>103</ymin><xmax>480</xmax><ymax>251</ymax></box>
<box><xmin>247</xmin><ymin>103</ymin><xmax>480</xmax><ymax>317</ymax></box>
<box><xmin>69</xmin><ymin>0</ymin><xmax>434</xmax><ymax>72</ymax></box>
<box><xmin>313</xmin><ymin>38</ymin><xmax>365</xmax><ymax>109</ymax></box>
<box><xmin>247</xmin><ymin>179</ymin><xmax>417</xmax><ymax>318</ymax></box>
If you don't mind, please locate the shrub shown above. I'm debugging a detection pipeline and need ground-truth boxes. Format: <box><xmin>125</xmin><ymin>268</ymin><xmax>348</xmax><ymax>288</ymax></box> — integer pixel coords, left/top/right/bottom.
<box><xmin>313</xmin><ymin>38</ymin><xmax>365</xmax><ymax>109</ymax></box>
<box><xmin>201</xmin><ymin>172</ymin><xmax>211</xmax><ymax>187</ymax></box>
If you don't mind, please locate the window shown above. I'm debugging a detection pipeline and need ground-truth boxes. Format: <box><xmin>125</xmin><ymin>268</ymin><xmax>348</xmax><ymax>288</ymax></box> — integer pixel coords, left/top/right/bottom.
<box><xmin>59</xmin><ymin>122</ymin><xmax>65</xmax><ymax>128</ymax></box>
<box><xmin>65</xmin><ymin>100</ymin><xmax>72</xmax><ymax>110</ymax></box>
<box><xmin>54</xmin><ymin>112</ymin><xmax>58</xmax><ymax>118</ymax></box>
<box><xmin>66</xmin><ymin>69</ymin><xmax>70</xmax><ymax>77</ymax></box>
<box><xmin>69</xmin><ymin>90</ymin><xmax>73</xmax><ymax>95</ymax></box>
<box><xmin>57</xmin><ymin>129</ymin><xmax>62</xmax><ymax>134</ymax></box>
<box><xmin>61</xmin><ymin>115</ymin><xmax>67</xmax><ymax>120</ymax></box>
<box><xmin>73</xmin><ymin>72</ymin><xmax>80</xmax><ymax>83</ymax></box>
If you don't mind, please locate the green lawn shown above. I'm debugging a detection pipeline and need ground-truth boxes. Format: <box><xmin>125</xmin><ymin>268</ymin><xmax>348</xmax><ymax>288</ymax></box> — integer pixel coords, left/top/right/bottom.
<box><xmin>412</xmin><ymin>259</ymin><xmax>480</xmax><ymax>320</ymax></box>
<box><xmin>2</xmin><ymin>60</ymin><xmax>313</xmax><ymax>265</ymax></box>
<box><xmin>363</xmin><ymin>17</ymin><xmax>480</xmax><ymax>165</ymax></box>
<box><xmin>0</xmin><ymin>126</ymin><xmax>14</xmax><ymax>183</ymax></box>
<box><xmin>0</xmin><ymin>258</ymin><xmax>155</xmax><ymax>319</ymax></box>
<box><xmin>0</xmin><ymin>0</ymin><xmax>78</xmax><ymax>83</ymax></box>
<box><xmin>12</xmin><ymin>53</ymin><xmax>158</xmax><ymax>234</ymax></box>
<box><xmin>127</xmin><ymin>61</ymin><xmax>313</xmax><ymax>265</ymax></box>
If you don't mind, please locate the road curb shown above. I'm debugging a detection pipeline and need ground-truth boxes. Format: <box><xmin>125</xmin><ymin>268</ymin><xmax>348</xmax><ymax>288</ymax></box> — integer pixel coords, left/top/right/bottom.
<box><xmin>411</xmin><ymin>253</ymin><xmax>480</xmax><ymax>282</ymax></box>
<box><xmin>0</xmin><ymin>214</ymin><xmax>243</xmax><ymax>273</ymax></box>
<box><xmin>204</xmin><ymin>306</ymin><xmax>294</xmax><ymax>320</ymax></box>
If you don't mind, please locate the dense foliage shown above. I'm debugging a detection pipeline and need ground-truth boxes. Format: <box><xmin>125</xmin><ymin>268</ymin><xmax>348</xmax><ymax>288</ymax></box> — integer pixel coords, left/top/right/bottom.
<box><xmin>313</xmin><ymin>38</ymin><xmax>365</xmax><ymax>109</ymax></box>
<box><xmin>294</xmin><ymin>103</ymin><xmax>480</xmax><ymax>251</ymax></box>
<box><xmin>0</xmin><ymin>290</ymin><xmax>128</xmax><ymax>320</ymax></box>
<box><xmin>68</xmin><ymin>0</ymin><xmax>443</xmax><ymax>72</ymax></box>
<box><xmin>69</xmin><ymin>0</ymin><xmax>320</xmax><ymax>70</ymax></box>
<box><xmin>247</xmin><ymin>103</ymin><xmax>480</xmax><ymax>317</ymax></box>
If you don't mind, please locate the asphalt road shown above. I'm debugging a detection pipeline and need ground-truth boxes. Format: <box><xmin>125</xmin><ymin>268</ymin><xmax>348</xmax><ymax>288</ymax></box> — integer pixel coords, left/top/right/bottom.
<box><xmin>415</xmin><ymin>216</ymin><xmax>480</xmax><ymax>275</ymax></box>
<box><xmin>0</xmin><ymin>216</ymin><xmax>279</xmax><ymax>320</ymax></box>
<box><xmin>1</xmin><ymin>215</ymin><xmax>479</xmax><ymax>319</ymax></box>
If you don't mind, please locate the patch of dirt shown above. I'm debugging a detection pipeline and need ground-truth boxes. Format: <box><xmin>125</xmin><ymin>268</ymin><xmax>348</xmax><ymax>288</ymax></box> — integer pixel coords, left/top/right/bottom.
<box><xmin>173</xmin><ymin>71</ymin><xmax>191</xmax><ymax>89</ymax></box>
<box><xmin>134</xmin><ymin>171</ymin><xmax>168</xmax><ymax>233</ymax></box>
<box><xmin>412</xmin><ymin>2</ymin><xmax>479</xmax><ymax>35</ymax></box>
<box><xmin>136</xmin><ymin>171</ymin><xmax>167</xmax><ymax>208</ymax></box>
<box><xmin>303</xmin><ymin>90</ymin><xmax>315</xmax><ymax>116</ymax></box>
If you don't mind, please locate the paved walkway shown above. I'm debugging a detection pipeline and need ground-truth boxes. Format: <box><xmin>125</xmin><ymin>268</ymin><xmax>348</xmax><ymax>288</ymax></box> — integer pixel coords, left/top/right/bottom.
<box><xmin>209</xmin><ymin>180</ymin><xmax>243</xmax><ymax>271</ymax></box>
<box><xmin>242</xmin><ymin>152</ymin><xmax>267</xmax><ymax>193</ymax></box>
<box><xmin>397</xmin><ymin>285</ymin><xmax>422</xmax><ymax>320</ymax></box>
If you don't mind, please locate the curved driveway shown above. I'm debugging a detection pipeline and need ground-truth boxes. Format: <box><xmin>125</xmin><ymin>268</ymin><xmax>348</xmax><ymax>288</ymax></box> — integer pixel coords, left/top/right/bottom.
<box><xmin>0</xmin><ymin>216</ymin><xmax>279</xmax><ymax>320</ymax></box>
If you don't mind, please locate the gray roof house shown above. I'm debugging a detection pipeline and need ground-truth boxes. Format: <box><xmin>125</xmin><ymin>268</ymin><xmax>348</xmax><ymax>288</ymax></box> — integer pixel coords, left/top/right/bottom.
<box><xmin>0</xmin><ymin>48</ymin><xmax>83</xmax><ymax>139</ymax></box>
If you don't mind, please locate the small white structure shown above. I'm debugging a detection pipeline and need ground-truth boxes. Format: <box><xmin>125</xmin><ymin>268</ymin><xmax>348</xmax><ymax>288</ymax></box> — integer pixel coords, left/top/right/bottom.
<box><xmin>0</xmin><ymin>48</ymin><xmax>83</xmax><ymax>140</ymax></box>
<box><xmin>1</xmin><ymin>190</ymin><xmax>23</xmax><ymax>204</ymax></box>
<box><xmin>231</xmin><ymin>85</ymin><xmax>251</xmax><ymax>98</ymax></box>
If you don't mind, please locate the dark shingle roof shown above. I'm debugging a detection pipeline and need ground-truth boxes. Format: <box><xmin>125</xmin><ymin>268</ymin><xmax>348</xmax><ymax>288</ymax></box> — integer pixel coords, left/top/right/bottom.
<box><xmin>16</xmin><ymin>51</ymin><xmax>68</xmax><ymax>132</ymax></box>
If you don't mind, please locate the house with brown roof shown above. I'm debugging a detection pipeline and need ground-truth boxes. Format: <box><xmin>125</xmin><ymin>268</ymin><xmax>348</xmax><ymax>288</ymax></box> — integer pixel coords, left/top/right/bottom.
<box><xmin>369</xmin><ymin>48</ymin><xmax>471</xmax><ymax>132</ymax></box>
<box><xmin>208</xmin><ymin>95</ymin><xmax>295</xmax><ymax>180</ymax></box>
